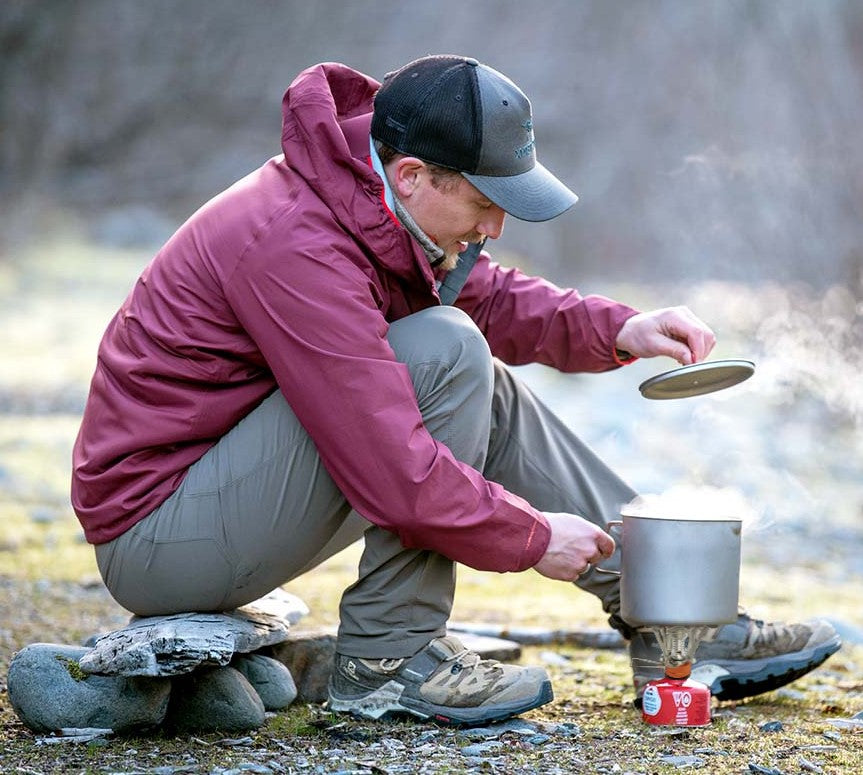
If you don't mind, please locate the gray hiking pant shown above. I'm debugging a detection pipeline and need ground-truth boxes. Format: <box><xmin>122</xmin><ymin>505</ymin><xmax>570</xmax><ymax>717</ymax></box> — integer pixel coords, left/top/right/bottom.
<box><xmin>95</xmin><ymin>306</ymin><xmax>635</xmax><ymax>659</ymax></box>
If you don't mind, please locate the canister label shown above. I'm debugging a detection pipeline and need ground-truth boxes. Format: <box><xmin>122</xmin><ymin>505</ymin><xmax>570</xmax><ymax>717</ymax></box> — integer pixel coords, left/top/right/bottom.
<box><xmin>642</xmin><ymin>685</ymin><xmax>662</xmax><ymax>716</ymax></box>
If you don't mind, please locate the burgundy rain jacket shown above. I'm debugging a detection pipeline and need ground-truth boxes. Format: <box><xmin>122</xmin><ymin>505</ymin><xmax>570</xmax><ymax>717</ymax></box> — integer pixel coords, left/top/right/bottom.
<box><xmin>72</xmin><ymin>63</ymin><xmax>639</xmax><ymax>573</ymax></box>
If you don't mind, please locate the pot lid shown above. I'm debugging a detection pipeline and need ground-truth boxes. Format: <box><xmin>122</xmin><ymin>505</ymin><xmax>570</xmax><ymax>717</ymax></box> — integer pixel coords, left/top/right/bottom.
<box><xmin>638</xmin><ymin>359</ymin><xmax>755</xmax><ymax>400</ymax></box>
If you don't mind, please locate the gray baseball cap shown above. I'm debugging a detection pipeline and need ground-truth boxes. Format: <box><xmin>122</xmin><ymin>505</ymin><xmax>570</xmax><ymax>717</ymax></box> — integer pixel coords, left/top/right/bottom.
<box><xmin>371</xmin><ymin>55</ymin><xmax>578</xmax><ymax>222</ymax></box>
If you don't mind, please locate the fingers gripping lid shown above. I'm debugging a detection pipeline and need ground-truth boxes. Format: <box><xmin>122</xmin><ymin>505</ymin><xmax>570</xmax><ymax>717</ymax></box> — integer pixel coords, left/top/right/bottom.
<box><xmin>371</xmin><ymin>55</ymin><xmax>578</xmax><ymax>222</ymax></box>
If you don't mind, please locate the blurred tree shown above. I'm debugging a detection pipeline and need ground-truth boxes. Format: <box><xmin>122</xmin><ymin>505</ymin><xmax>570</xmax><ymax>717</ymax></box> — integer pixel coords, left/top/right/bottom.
<box><xmin>1</xmin><ymin>0</ymin><xmax>861</xmax><ymax>289</ymax></box>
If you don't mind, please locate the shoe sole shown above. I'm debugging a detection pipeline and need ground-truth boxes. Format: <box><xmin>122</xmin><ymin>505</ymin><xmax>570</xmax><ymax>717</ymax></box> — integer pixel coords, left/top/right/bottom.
<box><xmin>699</xmin><ymin>636</ymin><xmax>842</xmax><ymax>702</ymax></box>
<box><xmin>328</xmin><ymin>678</ymin><xmax>554</xmax><ymax>727</ymax></box>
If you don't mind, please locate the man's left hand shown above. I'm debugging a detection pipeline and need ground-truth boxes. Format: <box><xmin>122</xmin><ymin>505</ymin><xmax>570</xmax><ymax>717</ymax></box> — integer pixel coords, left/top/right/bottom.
<box><xmin>615</xmin><ymin>306</ymin><xmax>716</xmax><ymax>365</ymax></box>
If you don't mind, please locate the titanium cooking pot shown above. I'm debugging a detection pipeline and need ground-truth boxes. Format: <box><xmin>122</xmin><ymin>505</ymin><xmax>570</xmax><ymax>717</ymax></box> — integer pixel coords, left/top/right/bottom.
<box><xmin>598</xmin><ymin>513</ymin><xmax>742</xmax><ymax>627</ymax></box>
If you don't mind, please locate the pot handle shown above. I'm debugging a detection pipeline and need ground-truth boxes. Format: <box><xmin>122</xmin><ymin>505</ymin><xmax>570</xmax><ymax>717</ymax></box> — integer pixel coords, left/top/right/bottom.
<box><xmin>589</xmin><ymin>520</ymin><xmax>622</xmax><ymax>577</ymax></box>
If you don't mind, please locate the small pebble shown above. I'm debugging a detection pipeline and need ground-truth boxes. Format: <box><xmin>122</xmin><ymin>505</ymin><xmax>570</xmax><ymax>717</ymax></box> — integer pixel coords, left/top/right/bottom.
<box><xmin>458</xmin><ymin>718</ymin><xmax>537</xmax><ymax>738</ymax></box>
<box><xmin>539</xmin><ymin>650</ymin><xmax>571</xmax><ymax>666</ymax></box>
<box><xmin>545</xmin><ymin>721</ymin><xmax>581</xmax><ymax>737</ymax></box>
<box><xmin>659</xmin><ymin>754</ymin><xmax>703</xmax><ymax>768</ymax></box>
<box><xmin>759</xmin><ymin>720</ymin><xmax>784</xmax><ymax>732</ymax></box>
<box><xmin>798</xmin><ymin>755</ymin><xmax>824</xmax><ymax>774</ymax></box>
<box><xmin>234</xmin><ymin>765</ymin><xmax>275</xmax><ymax>774</ymax></box>
<box><xmin>748</xmin><ymin>763</ymin><xmax>785</xmax><ymax>775</ymax></box>
<box><xmin>525</xmin><ymin>734</ymin><xmax>550</xmax><ymax>745</ymax></box>
<box><xmin>461</xmin><ymin>741</ymin><xmax>504</xmax><ymax>756</ymax></box>
<box><xmin>826</xmin><ymin>717</ymin><xmax>863</xmax><ymax>729</ymax></box>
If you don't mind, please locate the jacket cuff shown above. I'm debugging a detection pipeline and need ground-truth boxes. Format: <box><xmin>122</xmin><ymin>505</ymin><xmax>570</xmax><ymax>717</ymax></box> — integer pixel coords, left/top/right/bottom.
<box><xmin>613</xmin><ymin>347</ymin><xmax>639</xmax><ymax>366</ymax></box>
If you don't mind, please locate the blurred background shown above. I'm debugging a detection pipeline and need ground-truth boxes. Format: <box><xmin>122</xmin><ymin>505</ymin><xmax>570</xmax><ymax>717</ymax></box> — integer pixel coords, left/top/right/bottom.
<box><xmin>2</xmin><ymin>0</ymin><xmax>862</xmax><ymax>288</ymax></box>
<box><xmin>0</xmin><ymin>1</ymin><xmax>861</xmax><ymax>628</ymax></box>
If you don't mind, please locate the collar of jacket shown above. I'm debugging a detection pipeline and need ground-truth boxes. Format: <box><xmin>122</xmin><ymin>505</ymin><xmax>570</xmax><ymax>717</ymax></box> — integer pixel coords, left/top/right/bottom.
<box><xmin>369</xmin><ymin>138</ymin><xmax>447</xmax><ymax>268</ymax></box>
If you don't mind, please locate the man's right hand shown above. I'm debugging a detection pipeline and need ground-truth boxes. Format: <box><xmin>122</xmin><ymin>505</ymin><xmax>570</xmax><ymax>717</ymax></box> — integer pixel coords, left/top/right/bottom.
<box><xmin>534</xmin><ymin>512</ymin><xmax>616</xmax><ymax>582</ymax></box>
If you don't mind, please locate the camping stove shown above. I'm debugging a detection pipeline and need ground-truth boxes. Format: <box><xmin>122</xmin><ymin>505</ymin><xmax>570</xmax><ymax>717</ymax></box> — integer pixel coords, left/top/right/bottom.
<box><xmin>596</xmin><ymin>508</ymin><xmax>744</xmax><ymax>727</ymax></box>
<box><xmin>640</xmin><ymin>624</ymin><xmax>712</xmax><ymax>727</ymax></box>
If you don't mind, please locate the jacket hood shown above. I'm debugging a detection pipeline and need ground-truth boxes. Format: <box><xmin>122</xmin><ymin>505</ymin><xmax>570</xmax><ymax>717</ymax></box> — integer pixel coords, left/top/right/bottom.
<box><xmin>280</xmin><ymin>63</ymin><xmax>426</xmax><ymax>280</ymax></box>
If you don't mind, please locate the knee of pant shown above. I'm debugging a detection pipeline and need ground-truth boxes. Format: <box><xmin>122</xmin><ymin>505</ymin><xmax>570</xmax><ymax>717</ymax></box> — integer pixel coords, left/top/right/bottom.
<box><xmin>420</xmin><ymin>306</ymin><xmax>491</xmax><ymax>363</ymax></box>
<box><xmin>430</xmin><ymin>308</ymin><xmax>493</xmax><ymax>390</ymax></box>
<box><xmin>390</xmin><ymin>306</ymin><xmax>492</xmax><ymax>369</ymax></box>
<box><xmin>389</xmin><ymin>306</ymin><xmax>494</xmax><ymax>402</ymax></box>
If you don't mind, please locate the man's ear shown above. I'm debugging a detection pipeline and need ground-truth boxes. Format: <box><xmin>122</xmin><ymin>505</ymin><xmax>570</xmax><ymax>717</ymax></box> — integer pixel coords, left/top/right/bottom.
<box><xmin>390</xmin><ymin>157</ymin><xmax>426</xmax><ymax>200</ymax></box>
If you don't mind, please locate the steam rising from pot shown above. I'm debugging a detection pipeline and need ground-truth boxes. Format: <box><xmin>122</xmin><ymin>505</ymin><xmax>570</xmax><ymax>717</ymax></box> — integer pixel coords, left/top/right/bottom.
<box><xmin>623</xmin><ymin>484</ymin><xmax>759</xmax><ymax>527</ymax></box>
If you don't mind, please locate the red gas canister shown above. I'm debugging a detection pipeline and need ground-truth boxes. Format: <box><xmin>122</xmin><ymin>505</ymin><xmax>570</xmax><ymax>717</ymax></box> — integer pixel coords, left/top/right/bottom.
<box><xmin>640</xmin><ymin>663</ymin><xmax>711</xmax><ymax>727</ymax></box>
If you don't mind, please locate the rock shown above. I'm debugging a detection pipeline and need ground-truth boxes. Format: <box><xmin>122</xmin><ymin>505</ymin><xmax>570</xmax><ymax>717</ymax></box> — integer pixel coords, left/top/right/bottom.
<box><xmin>748</xmin><ymin>763</ymin><xmax>785</xmax><ymax>775</ymax></box>
<box><xmin>163</xmin><ymin>666</ymin><xmax>266</xmax><ymax>733</ymax></box>
<box><xmin>461</xmin><ymin>741</ymin><xmax>504</xmax><ymax>756</ymax></box>
<box><xmin>458</xmin><ymin>718</ymin><xmax>540</xmax><ymax>739</ymax></box>
<box><xmin>267</xmin><ymin>628</ymin><xmax>337</xmax><ymax>704</ymax></box>
<box><xmin>825</xmin><ymin>717</ymin><xmax>863</xmax><ymax>730</ymax></box>
<box><xmin>759</xmin><ymin>720</ymin><xmax>784</xmax><ymax>732</ymax></box>
<box><xmin>455</xmin><ymin>632</ymin><xmax>521</xmax><ymax>662</ymax></box>
<box><xmin>242</xmin><ymin>588</ymin><xmax>309</xmax><ymax>625</ymax></box>
<box><xmin>798</xmin><ymin>755</ymin><xmax>824</xmax><ymax>774</ymax></box>
<box><xmin>539</xmin><ymin>650</ymin><xmax>571</xmax><ymax>666</ymax></box>
<box><xmin>79</xmin><ymin>609</ymin><xmax>293</xmax><ymax>677</ymax></box>
<box><xmin>232</xmin><ymin>653</ymin><xmax>297</xmax><ymax>711</ymax></box>
<box><xmin>525</xmin><ymin>734</ymin><xmax>550</xmax><ymax>745</ymax></box>
<box><xmin>7</xmin><ymin>643</ymin><xmax>170</xmax><ymax>734</ymax></box>
<box><xmin>660</xmin><ymin>754</ymin><xmax>705</xmax><ymax>768</ymax></box>
<box><xmin>35</xmin><ymin>728</ymin><xmax>114</xmax><ymax>745</ymax></box>
<box><xmin>449</xmin><ymin>621</ymin><xmax>625</xmax><ymax>649</ymax></box>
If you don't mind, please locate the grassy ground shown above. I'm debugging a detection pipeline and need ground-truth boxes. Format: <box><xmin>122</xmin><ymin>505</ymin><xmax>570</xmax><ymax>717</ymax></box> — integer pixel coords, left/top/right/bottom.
<box><xmin>0</xmin><ymin>236</ymin><xmax>861</xmax><ymax>773</ymax></box>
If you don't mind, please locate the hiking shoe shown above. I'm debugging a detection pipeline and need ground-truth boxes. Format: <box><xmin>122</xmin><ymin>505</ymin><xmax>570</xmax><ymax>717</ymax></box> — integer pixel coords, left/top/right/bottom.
<box><xmin>327</xmin><ymin>634</ymin><xmax>553</xmax><ymax>726</ymax></box>
<box><xmin>630</xmin><ymin>612</ymin><xmax>841</xmax><ymax>703</ymax></box>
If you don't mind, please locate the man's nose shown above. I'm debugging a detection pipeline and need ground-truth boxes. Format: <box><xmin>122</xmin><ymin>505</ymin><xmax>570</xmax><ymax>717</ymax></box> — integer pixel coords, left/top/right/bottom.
<box><xmin>479</xmin><ymin>206</ymin><xmax>506</xmax><ymax>240</ymax></box>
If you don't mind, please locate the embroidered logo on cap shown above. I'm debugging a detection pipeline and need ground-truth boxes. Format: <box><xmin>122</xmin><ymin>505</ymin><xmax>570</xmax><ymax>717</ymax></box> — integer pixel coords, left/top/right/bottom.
<box><xmin>515</xmin><ymin>119</ymin><xmax>535</xmax><ymax>159</ymax></box>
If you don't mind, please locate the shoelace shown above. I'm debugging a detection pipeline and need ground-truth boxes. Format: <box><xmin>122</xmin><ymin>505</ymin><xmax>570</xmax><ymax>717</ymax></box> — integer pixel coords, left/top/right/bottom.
<box><xmin>442</xmin><ymin>646</ymin><xmax>504</xmax><ymax>679</ymax></box>
<box><xmin>371</xmin><ymin>643</ymin><xmax>505</xmax><ymax>678</ymax></box>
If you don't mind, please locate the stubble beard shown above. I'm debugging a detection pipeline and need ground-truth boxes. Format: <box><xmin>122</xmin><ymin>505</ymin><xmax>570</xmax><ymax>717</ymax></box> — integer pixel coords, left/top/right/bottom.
<box><xmin>440</xmin><ymin>234</ymin><xmax>484</xmax><ymax>272</ymax></box>
<box><xmin>438</xmin><ymin>250</ymin><xmax>460</xmax><ymax>273</ymax></box>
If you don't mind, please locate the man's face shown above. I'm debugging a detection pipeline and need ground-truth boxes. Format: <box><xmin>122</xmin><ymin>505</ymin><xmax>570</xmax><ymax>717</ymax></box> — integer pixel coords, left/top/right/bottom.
<box><xmin>393</xmin><ymin>161</ymin><xmax>507</xmax><ymax>271</ymax></box>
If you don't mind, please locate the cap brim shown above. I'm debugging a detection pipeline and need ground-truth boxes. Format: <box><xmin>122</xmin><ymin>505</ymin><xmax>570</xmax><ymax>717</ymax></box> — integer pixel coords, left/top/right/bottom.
<box><xmin>462</xmin><ymin>162</ymin><xmax>578</xmax><ymax>222</ymax></box>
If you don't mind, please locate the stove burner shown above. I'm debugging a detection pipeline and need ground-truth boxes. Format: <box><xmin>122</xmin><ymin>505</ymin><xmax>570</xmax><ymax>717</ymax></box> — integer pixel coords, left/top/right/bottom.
<box><xmin>641</xmin><ymin>624</ymin><xmax>713</xmax><ymax>727</ymax></box>
<box><xmin>652</xmin><ymin>624</ymin><xmax>710</xmax><ymax>666</ymax></box>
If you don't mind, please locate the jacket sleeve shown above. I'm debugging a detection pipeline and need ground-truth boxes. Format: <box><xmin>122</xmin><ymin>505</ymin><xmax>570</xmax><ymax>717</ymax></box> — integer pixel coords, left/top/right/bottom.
<box><xmin>225</xmin><ymin>234</ymin><xmax>550</xmax><ymax>574</ymax></box>
<box><xmin>454</xmin><ymin>253</ymin><xmax>640</xmax><ymax>372</ymax></box>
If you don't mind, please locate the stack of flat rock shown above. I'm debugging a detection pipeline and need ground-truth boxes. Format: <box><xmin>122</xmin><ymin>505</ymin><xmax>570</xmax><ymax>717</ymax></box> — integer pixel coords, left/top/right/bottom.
<box><xmin>5</xmin><ymin>589</ymin><xmax>529</xmax><ymax>736</ymax></box>
<box><xmin>7</xmin><ymin>590</ymin><xmax>311</xmax><ymax>735</ymax></box>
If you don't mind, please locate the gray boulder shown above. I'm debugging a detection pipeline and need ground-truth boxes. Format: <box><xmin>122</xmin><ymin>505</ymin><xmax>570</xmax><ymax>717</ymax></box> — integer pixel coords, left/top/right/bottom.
<box><xmin>233</xmin><ymin>653</ymin><xmax>297</xmax><ymax>711</ymax></box>
<box><xmin>268</xmin><ymin>628</ymin><xmax>338</xmax><ymax>704</ymax></box>
<box><xmin>7</xmin><ymin>643</ymin><xmax>170</xmax><ymax>734</ymax></box>
<box><xmin>163</xmin><ymin>666</ymin><xmax>265</xmax><ymax>733</ymax></box>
